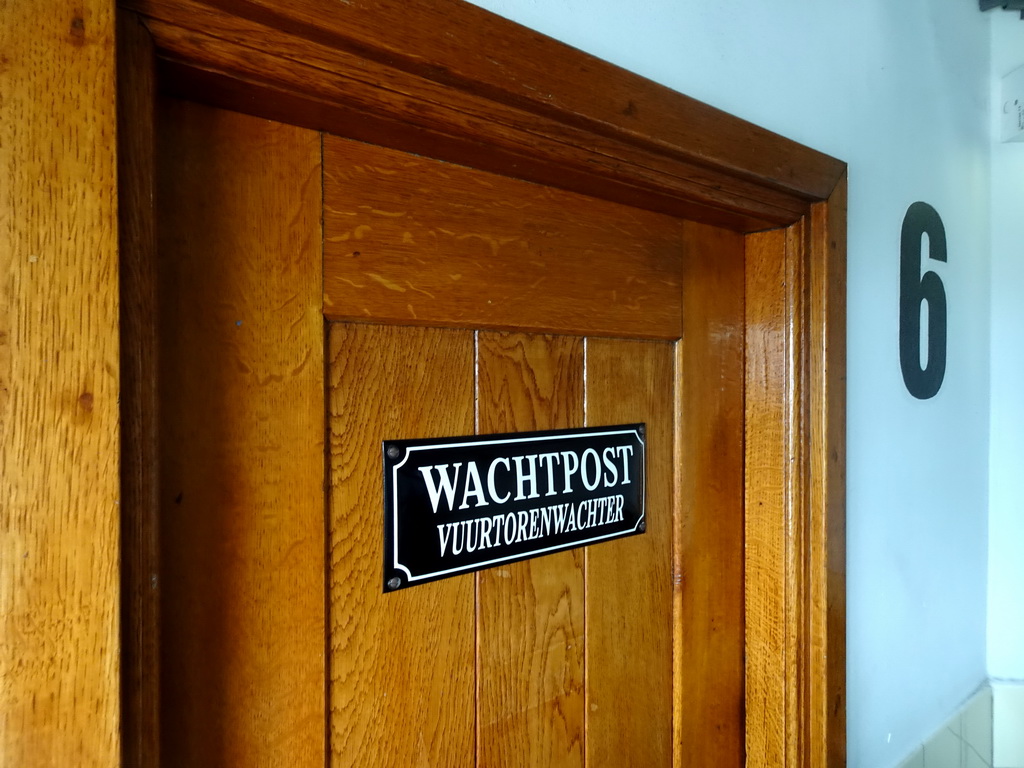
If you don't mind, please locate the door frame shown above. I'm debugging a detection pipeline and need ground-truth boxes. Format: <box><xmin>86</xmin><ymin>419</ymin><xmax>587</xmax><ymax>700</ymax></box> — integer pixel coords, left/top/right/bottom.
<box><xmin>117</xmin><ymin>1</ymin><xmax>847</xmax><ymax>765</ymax></box>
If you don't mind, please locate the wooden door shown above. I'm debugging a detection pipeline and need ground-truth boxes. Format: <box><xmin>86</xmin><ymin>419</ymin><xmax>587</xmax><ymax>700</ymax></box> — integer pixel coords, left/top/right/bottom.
<box><xmin>152</xmin><ymin>97</ymin><xmax>745</xmax><ymax>767</ymax></box>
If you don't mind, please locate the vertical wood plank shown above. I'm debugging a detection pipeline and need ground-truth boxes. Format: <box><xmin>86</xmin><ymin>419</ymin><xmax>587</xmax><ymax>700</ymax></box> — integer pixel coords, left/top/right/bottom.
<box><xmin>117</xmin><ymin>10</ymin><xmax>161</xmax><ymax>766</ymax></box>
<box><xmin>744</xmin><ymin>228</ymin><xmax>790</xmax><ymax>766</ymax></box>
<box><xmin>779</xmin><ymin>222</ymin><xmax>810</xmax><ymax>768</ymax></box>
<box><xmin>328</xmin><ymin>324</ymin><xmax>475</xmax><ymax>768</ymax></box>
<box><xmin>808</xmin><ymin>178</ymin><xmax>847</xmax><ymax>768</ymax></box>
<box><xmin>476</xmin><ymin>333</ymin><xmax>585</xmax><ymax>768</ymax></box>
<box><xmin>675</xmin><ymin>222</ymin><xmax>746</xmax><ymax>767</ymax></box>
<box><xmin>586</xmin><ymin>338</ymin><xmax>675</xmax><ymax>766</ymax></box>
<box><xmin>156</xmin><ymin>101</ymin><xmax>325</xmax><ymax>766</ymax></box>
<box><xmin>0</xmin><ymin>0</ymin><xmax>121</xmax><ymax>764</ymax></box>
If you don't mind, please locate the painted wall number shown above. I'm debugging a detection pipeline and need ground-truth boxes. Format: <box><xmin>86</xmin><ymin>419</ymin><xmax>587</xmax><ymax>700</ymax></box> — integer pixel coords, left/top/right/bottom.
<box><xmin>899</xmin><ymin>202</ymin><xmax>947</xmax><ymax>399</ymax></box>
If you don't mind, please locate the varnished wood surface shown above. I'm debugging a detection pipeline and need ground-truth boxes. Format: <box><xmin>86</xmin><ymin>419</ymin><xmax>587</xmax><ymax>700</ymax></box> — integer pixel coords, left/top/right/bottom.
<box><xmin>0</xmin><ymin>0</ymin><xmax>122</xmax><ymax>764</ymax></box>
<box><xmin>476</xmin><ymin>333</ymin><xmax>585</xmax><ymax>768</ymax></box>
<box><xmin>675</xmin><ymin>222</ymin><xmax>746</xmax><ymax>767</ymax></box>
<box><xmin>323</xmin><ymin>136</ymin><xmax>685</xmax><ymax>339</ymax></box>
<box><xmin>328</xmin><ymin>324</ymin><xmax>476</xmax><ymax>767</ymax></box>
<box><xmin>744</xmin><ymin>228</ymin><xmax>790</xmax><ymax>766</ymax></box>
<box><xmin>155</xmin><ymin>100</ymin><xmax>325</xmax><ymax>765</ymax></box>
<box><xmin>782</xmin><ymin>222</ymin><xmax>809</xmax><ymax>768</ymax></box>
<box><xmin>120</xmin><ymin>0</ymin><xmax>844</xmax><ymax>231</ymax></box>
<box><xmin>586</xmin><ymin>339</ymin><xmax>675</xmax><ymax>766</ymax></box>
<box><xmin>742</xmin><ymin>202</ymin><xmax>848</xmax><ymax>768</ymax></box>
<box><xmin>808</xmin><ymin>178</ymin><xmax>847</xmax><ymax>768</ymax></box>
<box><xmin>196</xmin><ymin>0</ymin><xmax>842</xmax><ymax>199</ymax></box>
<box><xmin>117</xmin><ymin>10</ymin><xmax>161</xmax><ymax>766</ymax></box>
<box><xmin>0</xmin><ymin>0</ymin><xmax>847</xmax><ymax>763</ymax></box>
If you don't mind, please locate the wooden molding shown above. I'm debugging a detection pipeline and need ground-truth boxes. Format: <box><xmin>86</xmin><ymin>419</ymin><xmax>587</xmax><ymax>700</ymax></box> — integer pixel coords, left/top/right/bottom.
<box><xmin>116</xmin><ymin>1</ymin><xmax>847</xmax><ymax>765</ymax></box>
<box><xmin>117</xmin><ymin>10</ymin><xmax>161</xmax><ymax>767</ymax></box>
<box><xmin>809</xmin><ymin>175</ymin><xmax>848</xmax><ymax>768</ymax></box>
<box><xmin>122</xmin><ymin>0</ymin><xmax>844</xmax><ymax>233</ymax></box>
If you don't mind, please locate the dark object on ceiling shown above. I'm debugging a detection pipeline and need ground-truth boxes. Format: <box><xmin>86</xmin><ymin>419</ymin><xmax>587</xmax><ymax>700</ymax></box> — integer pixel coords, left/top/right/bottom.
<box><xmin>980</xmin><ymin>0</ymin><xmax>1024</xmax><ymax>18</ymax></box>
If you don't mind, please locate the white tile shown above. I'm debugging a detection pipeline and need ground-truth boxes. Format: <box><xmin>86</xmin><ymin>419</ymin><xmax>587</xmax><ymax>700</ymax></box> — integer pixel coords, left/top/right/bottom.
<box><xmin>993</xmin><ymin>683</ymin><xmax>1024</xmax><ymax>767</ymax></box>
<box><xmin>947</xmin><ymin>711</ymin><xmax>964</xmax><ymax>739</ymax></box>
<box><xmin>924</xmin><ymin>725</ymin><xmax>963</xmax><ymax>768</ymax></box>
<box><xmin>963</xmin><ymin>687</ymin><xmax>994</xmax><ymax>763</ymax></box>
<box><xmin>965</xmin><ymin>745</ymin><xmax>992</xmax><ymax>768</ymax></box>
<box><xmin>899</xmin><ymin>747</ymin><xmax>926</xmax><ymax>768</ymax></box>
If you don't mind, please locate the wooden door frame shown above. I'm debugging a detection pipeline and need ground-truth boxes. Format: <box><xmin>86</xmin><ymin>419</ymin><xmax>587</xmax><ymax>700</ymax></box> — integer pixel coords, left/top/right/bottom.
<box><xmin>117</xmin><ymin>1</ymin><xmax>847</xmax><ymax>765</ymax></box>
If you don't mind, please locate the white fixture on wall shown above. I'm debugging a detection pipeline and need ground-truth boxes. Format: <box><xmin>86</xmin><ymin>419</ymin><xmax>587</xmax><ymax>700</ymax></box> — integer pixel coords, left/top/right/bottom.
<box><xmin>981</xmin><ymin>1</ymin><xmax>1024</xmax><ymax>20</ymax></box>
<box><xmin>1002</xmin><ymin>65</ymin><xmax>1024</xmax><ymax>141</ymax></box>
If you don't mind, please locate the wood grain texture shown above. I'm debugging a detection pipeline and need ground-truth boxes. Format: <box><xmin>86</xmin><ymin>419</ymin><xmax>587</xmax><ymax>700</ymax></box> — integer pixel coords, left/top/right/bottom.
<box><xmin>0</xmin><ymin>0</ymin><xmax>847</xmax><ymax>763</ymax></box>
<box><xmin>782</xmin><ymin>222</ymin><xmax>809</xmax><ymax>768</ymax></box>
<box><xmin>208</xmin><ymin>0</ymin><xmax>842</xmax><ymax>198</ymax></box>
<box><xmin>328</xmin><ymin>324</ymin><xmax>475</xmax><ymax>768</ymax></box>
<box><xmin>322</xmin><ymin>136</ymin><xmax>685</xmax><ymax>339</ymax></box>
<box><xmin>745</xmin><ymin>209</ymin><xmax>848</xmax><ymax>768</ymax></box>
<box><xmin>743</xmin><ymin>227</ymin><xmax>791</xmax><ymax>766</ymax></box>
<box><xmin>155</xmin><ymin>100</ymin><xmax>325</xmax><ymax>766</ymax></box>
<box><xmin>675</xmin><ymin>223</ymin><xmax>746</xmax><ymax>767</ymax></box>
<box><xmin>808</xmin><ymin>178</ymin><xmax>847</xmax><ymax>768</ymax></box>
<box><xmin>0</xmin><ymin>0</ymin><xmax>122</xmax><ymax>764</ymax></box>
<box><xmin>119</xmin><ymin>0</ymin><xmax>843</xmax><ymax>231</ymax></box>
<box><xmin>117</xmin><ymin>10</ymin><xmax>161</xmax><ymax>767</ymax></box>
<box><xmin>476</xmin><ymin>333</ymin><xmax>585</xmax><ymax>768</ymax></box>
<box><xmin>142</xmin><ymin>3</ymin><xmax>809</xmax><ymax>231</ymax></box>
<box><xmin>585</xmin><ymin>339</ymin><xmax>674</xmax><ymax>767</ymax></box>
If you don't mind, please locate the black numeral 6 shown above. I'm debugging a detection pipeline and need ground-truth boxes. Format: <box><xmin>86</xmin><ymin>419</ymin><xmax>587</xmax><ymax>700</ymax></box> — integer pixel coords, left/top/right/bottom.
<box><xmin>899</xmin><ymin>202</ymin><xmax>947</xmax><ymax>400</ymax></box>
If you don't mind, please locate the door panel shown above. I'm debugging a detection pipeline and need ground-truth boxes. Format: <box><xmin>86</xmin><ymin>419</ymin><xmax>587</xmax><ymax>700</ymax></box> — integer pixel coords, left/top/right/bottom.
<box><xmin>677</xmin><ymin>222</ymin><xmax>746</xmax><ymax>766</ymax></box>
<box><xmin>322</xmin><ymin>136</ymin><xmax>686</xmax><ymax>339</ymax></box>
<box><xmin>585</xmin><ymin>339</ymin><xmax>675</xmax><ymax>766</ymax></box>
<box><xmin>476</xmin><ymin>333</ymin><xmax>585</xmax><ymax>768</ymax></box>
<box><xmin>328</xmin><ymin>324</ymin><xmax>476</xmax><ymax>767</ymax></box>
<box><xmin>153</xmin><ymin>99</ymin><xmax>747</xmax><ymax>768</ymax></box>
<box><xmin>328</xmin><ymin>327</ymin><xmax>676</xmax><ymax>767</ymax></box>
<box><xmin>155</xmin><ymin>100</ymin><xmax>325</xmax><ymax>765</ymax></box>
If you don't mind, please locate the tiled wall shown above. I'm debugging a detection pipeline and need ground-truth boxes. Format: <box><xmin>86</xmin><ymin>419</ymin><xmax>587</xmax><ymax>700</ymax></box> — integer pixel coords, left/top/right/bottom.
<box><xmin>992</xmin><ymin>683</ymin><xmax>1024</xmax><ymax>768</ymax></box>
<box><xmin>898</xmin><ymin>687</ymin><xmax>992</xmax><ymax>768</ymax></box>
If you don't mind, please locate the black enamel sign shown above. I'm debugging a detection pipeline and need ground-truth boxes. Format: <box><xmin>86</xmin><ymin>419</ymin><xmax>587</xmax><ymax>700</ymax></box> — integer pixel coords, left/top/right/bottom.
<box><xmin>382</xmin><ymin>424</ymin><xmax>646</xmax><ymax>592</ymax></box>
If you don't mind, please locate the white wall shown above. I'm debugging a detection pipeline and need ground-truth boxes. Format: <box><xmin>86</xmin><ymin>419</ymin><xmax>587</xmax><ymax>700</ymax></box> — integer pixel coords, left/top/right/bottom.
<box><xmin>988</xmin><ymin>12</ymin><xmax>1024</xmax><ymax>683</ymax></box>
<box><xmin>464</xmin><ymin>1</ymin><xmax>993</xmax><ymax>766</ymax></box>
